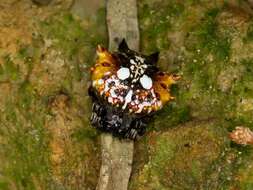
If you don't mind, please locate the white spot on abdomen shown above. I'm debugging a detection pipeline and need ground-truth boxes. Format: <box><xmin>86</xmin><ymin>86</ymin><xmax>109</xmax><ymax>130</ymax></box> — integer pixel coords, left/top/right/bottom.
<box><xmin>122</xmin><ymin>89</ymin><xmax>133</xmax><ymax>109</ymax></box>
<box><xmin>140</xmin><ymin>74</ymin><xmax>153</xmax><ymax>89</ymax></box>
<box><xmin>117</xmin><ymin>67</ymin><xmax>130</xmax><ymax>80</ymax></box>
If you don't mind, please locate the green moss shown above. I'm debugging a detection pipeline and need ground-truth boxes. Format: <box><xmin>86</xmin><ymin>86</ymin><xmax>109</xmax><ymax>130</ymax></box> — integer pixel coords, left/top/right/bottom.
<box><xmin>245</xmin><ymin>22</ymin><xmax>253</xmax><ymax>42</ymax></box>
<box><xmin>228</xmin><ymin>59</ymin><xmax>253</xmax><ymax>127</ymax></box>
<box><xmin>130</xmin><ymin>122</ymin><xmax>230</xmax><ymax>190</ymax></box>
<box><xmin>0</xmin><ymin>3</ymin><xmax>107</xmax><ymax>190</ymax></box>
<box><xmin>93</xmin><ymin>8</ymin><xmax>107</xmax><ymax>45</ymax></box>
<box><xmin>190</xmin><ymin>8</ymin><xmax>231</xmax><ymax>61</ymax></box>
<box><xmin>17</xmin><ymin>45</ymin><xmax>34</xmax><ymax>59</ymax></box>
<box><xmin>41</xmin><ymin>11</ymin><xmax>106</xmax><ymax>64</ymax></box>
<box><xmin>0</xmin><ymin>55</ymin><xmax>20</xmax><ymax>82</ymax></box>
<box><xmin>133</xmin><ymin>1</ymin><xmax>253</xmax><ymax>189</ymax></box>
<box><xmin>0</xmin><ymin>98</ymin><xmax>51</xmax><ymax>190</ymax></box>
<box><xmin>152</xmin><ymin>104</ymin><xmax>191</xmax><ymax>131</ymax></box>
<box><xmin>242</xmin><ymin>183</ymin><xmax>253</xmax><ymax>190</ymax></box>
<box><xmin>151</xmin><ymin>137</ymin><xmax>176</xmax><ymax>174</ymax></box>
<box><xmin>139</xmin><ymin>1</ymin><xmax>185</xmax><ymax>52</ymax></box>
<box><xmin>39</xmin><ymin>11</ymin><xmax>106</xmax><ymax>88</ymax></box>
<box><xmin>41</xmin><ymin>13</ymin><xmax>86</xmax><ymax>59</ymax></box>
<box><xmin>0</xmin><ymin>182</ymin><xmax>8</xmax><ymax>190</ymax></box>
<box><xmin>17</xmin><ymin>81</ymin><xmax>34</xmax><ymax>110</ymax></box>
<box><xmin>71</xmin><ymin>125</ymin><xmax>98</xmax><ymax>142</ymax></box>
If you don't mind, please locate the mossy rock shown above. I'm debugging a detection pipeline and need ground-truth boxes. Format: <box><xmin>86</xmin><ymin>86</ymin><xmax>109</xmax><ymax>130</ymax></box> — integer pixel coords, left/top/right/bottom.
<box><xmin>131</xmin><ymin>0</ymin><xmax>253</xmax><ymax>189</ymax></box>
<box><xmin>0</xmin><ymin>1</ymin><xmax>106</xmax><ymax>189</ymax></box>
<box><xmin>131</xmin><ymin>121</ymin><xmax>230</xmax><ymax>190</ymax></box>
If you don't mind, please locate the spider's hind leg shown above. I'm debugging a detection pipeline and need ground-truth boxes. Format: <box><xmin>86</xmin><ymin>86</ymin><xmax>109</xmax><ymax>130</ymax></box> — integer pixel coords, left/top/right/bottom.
<box><xmin>92</xmin><ymin>102</ymin><xmax>106</xmax><ymax>115</ymax></box>
<box><xmin>132</xmin><ymin>119</ymin><xmax>147</xmax><ymax>135</ymax></box>
<box><xmin>125</xmin><ymin>128</ymin><xmax>138</xmax><ymax>140</ymax></box>
<box><xmin>124</xmin><ymin>119</ymin><xmax>148</xmax><ymax>140</ymax></box>
<box><xmin>90</xmin><ymin>112</ymin><xmax>99</xmax><ymax>125</ymax></box>
<box><xmin>90</xmin><ymin>101</ymin><xmax>106</xmax><ymax>129</ymax></box>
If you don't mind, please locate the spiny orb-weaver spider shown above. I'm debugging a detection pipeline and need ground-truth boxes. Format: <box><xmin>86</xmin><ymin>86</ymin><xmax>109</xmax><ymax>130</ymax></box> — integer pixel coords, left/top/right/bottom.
<box><xmin>88</xmin><ymin>39</ymin><xmax>180</xmax><ymax>140</ymax></box>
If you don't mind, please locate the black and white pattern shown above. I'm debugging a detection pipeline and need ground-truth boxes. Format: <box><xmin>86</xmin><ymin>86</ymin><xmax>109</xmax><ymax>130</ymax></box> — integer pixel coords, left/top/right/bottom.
<box><xmin>89</xmin><ymin>39</ymin><xmax>161</xmax><ymax>140</ymax></box>
<box><xmin>89</xmin><ymin>99</ymin><xmax>147</xmax><ymax>140</ymax></box>
<box><xmin>116</xmin><ymin>55</ymin><xmax>154</xmax><ymax>90</ymax></box>
<box><xmin>129</xmin><ymin>56</ymin><xmax>147</xmax><ymax>83</ymax></box>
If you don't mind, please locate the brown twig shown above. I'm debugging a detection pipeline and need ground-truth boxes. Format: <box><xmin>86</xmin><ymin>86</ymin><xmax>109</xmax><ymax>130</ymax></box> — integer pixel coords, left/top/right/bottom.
<box><xmin>96</xmin><ymin>0</ymin><xmax>139</xmax><ymax>190</ymax></box>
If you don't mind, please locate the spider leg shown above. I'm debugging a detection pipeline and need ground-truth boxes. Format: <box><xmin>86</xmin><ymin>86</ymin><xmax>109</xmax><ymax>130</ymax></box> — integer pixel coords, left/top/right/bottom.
<box><xmin>122</xmin><ymin>119</ymin><xmax>147</xmax><ymax>140</ymax></box>
<box><xmin>92</xmin><ymin>102</ymin><xmax>106</xmax><ymax>115</ymax></box>
<box><xmin>131</xmin><ymin>119</ymin><xmax>147</xmax><ymax>136</ymax></box>
<box><xmin>90</xmin><ymin>112</ymin><xmax>100</xmax><ymax>125</ymax></box>
<box><xmin>89</xmin><ymin>95</ymin><xmax>151</xmax><ymax>140</ymax></box>
<box><xmin>90</xmin><ymin>101</ymin><xmax>106</xmax><ymax>129</ymax></box>
<box><xmin>124</xmin><ymin>128</ymin><xmax>138</xmax><ymax>140</ymax></box>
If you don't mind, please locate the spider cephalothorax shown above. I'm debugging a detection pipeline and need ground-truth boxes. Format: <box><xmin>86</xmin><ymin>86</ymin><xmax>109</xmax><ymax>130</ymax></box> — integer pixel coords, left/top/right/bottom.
<box><xmin>89</xmin><ymin>39</ymin><xmax>179</xmax><ymax>139</ymax></box>
<box><xmin>115</xmin><ymin>39</ymin><xmax>159</xmax><ymax>86</ymax></box>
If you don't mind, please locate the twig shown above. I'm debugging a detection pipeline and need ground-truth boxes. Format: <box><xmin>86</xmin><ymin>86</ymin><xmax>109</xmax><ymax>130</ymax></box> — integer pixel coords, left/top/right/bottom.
<box><xmin>96</xmin><ymin>0</ymin><xmax>139</xmax><ymax>190</ymax></box>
